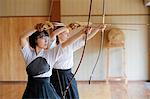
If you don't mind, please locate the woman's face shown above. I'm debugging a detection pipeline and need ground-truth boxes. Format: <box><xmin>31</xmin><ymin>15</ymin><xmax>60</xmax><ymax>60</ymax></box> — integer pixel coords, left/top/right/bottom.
<box><xmin>58</xmin><ymin>31</ymin><xmax>70</xmax><ymax>43</ymax></box>
<box><xmin>36</xmin><ymin>36</ymin><xmax>49</xmax><ymax>49</ymax></box>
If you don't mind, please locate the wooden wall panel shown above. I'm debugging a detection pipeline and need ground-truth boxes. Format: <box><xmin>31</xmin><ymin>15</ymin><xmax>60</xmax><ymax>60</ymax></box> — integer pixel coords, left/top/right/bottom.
<box><xmin>106</xmin><ymin>0</ymin><xmax>149</xmax><ymax>15</ymax></box>
<box><xmin>61</xmin><ymin>16</ymin><xmax>150</xmax><ymax>24</ymax></box>
<box><xmin>0</xmin><ymin>17</ymin><xmax>48</xmax><ymax>81</ymax></box>
<box><xmin>0</xmin><ymin>0</ymin><xmax>149</xmax><ymax>81</ymax></box>
<box><xmin>0</xmin><ymin>0</ymin><xmax>60</xmax><ymax>81</ymax></box>
<box><xmin>61</xmin><ymin>0</ymin><xmax>103</xmax><ymax>15</ymax></box>
<box><xmin>0</xmin><ymin>0</ymin><xmax>50</xmax><ymax>16</ymax></box>
<box><xmin>61</xmin><ymin>0</ymin><xmax>149</xmax><ymax>15</ymax></box>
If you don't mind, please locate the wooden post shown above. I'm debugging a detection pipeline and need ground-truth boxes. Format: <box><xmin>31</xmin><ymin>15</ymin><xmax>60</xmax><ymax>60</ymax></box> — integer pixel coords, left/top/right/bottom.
<box><xmin>50</xmin><ymin>0</ymin><xmax>60</xmax><ymax>22</ymax></box>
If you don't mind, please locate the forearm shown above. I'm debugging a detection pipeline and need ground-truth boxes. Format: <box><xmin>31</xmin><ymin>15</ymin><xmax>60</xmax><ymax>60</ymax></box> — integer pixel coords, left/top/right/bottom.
<box><xmin>87</xmin><ymin>28</ymin><xmax>100</xmax><ymax>40</ymax></box>
<box><xmin>62</xmin><ymin>31</ymin><xmax>85</xmax><ymax>48</ymax></box>
<box><xmin>50</xmin><ymin>27</ymin><xmax>69</xmax><ymax>40</ymax></box>
<box><xmin>20</xmin><ymin>29</ymin><xmax>36</xmax><ymax>48</ymax></box>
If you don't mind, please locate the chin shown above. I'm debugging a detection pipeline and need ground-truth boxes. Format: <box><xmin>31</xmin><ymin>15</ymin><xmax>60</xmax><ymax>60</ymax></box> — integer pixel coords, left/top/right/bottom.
<box><xmin>44</xmin><ymin>46</ymin><xmax>48</xmax><ymax>49</ymax></box>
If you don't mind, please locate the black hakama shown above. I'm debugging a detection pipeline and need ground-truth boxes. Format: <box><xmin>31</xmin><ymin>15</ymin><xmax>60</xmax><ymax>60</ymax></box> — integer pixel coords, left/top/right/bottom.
<box><xmin>22</xmin><ymin>57</ymin><xmax>60</xmax><ymax>99</ymax></box>
<box><xmin>51</xmin><ymin>69</ymin><xmax>79</xmax><ymax>99</ymax></box>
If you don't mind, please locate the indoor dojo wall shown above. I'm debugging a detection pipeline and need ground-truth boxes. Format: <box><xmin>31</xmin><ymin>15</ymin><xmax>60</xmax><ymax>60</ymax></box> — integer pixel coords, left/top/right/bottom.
<box><xmin>0</xmin><ymin>17</ymin><xmax>49</xmax><ymax>81</ymax></box>
<box><xmin>0</xmin><ymin>0</ymin><xmax>149</xmax><ymax>81</ymax></box>
<box><xmin>61</xmin><ymin>0</ymin><xmax>150</xmax><ymax>80</ymax></box>
<box><xmin>0</xmin><ymin>0</ymin><xmax>55</xmax><ymax>81</ymax></box>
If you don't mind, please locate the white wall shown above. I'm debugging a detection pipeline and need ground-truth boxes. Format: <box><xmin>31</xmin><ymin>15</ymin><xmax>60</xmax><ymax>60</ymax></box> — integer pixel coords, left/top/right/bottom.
<box><xmin>61</xmin><ymin>0</ymin><xmax>150</xmax><ymax>80</ymax></box>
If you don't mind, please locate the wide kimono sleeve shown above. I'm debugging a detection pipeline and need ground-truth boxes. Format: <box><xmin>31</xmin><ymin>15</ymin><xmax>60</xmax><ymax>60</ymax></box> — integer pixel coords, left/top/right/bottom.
<box><xmin>47</xmin><ymin>44</ymin><xmax>64</xmax><ymax>67</ymax></box>
<box><xmin>21</xmin><ymin>42</ymin><xmax>33</xmax><ymax>65</ymax></box>
<box><xmin>72</xmin><ymin>37</ymin><xmax>85</xmax><ymax>52</ymax></box>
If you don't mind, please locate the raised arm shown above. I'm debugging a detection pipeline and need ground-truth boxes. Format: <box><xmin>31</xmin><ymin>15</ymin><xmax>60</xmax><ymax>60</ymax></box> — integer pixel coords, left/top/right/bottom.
<box><xmin>20</xmin><ymin>29</ymin><xmax>36</xmax><ymax>49</ymax></box>
<box><xmin>87</xmin><ymin>24</ymin><xmax>106</xmax><ymax>40</ymax></box>
<box><xmin>50</xmin><ymin>27</ymin><xmax>69</xmax><ymax>40</ymax></box>
<box><xmin>35</xmin><ymin>22</ymin><xmax>69</xmax><ymax>41</ymax></box>
<box><xmin>61</xmin><ymin>25</ymin><xmax>106</xmax><ymax>48</ymax></box>
<box><xmin>87</xmin><ymin>28</ymin><xmax>100</xmax><ymax>40</ymax></box>
<box><xmin>61</xmin><ymin>28</ymin><xmax>91</xmax><ymax>48</ymax></box>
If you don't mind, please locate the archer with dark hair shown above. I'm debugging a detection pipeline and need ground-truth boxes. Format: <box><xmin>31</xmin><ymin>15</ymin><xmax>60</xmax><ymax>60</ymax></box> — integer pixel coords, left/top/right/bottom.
<box><xmin>50</xmin><ymin>23</ymin><xmax>106</xmax><ymax>99</ymax></box>
<box><xmin>20</xmin><ymin>22</ymin><xmax>88</xmax><ymax>99</ymax></box>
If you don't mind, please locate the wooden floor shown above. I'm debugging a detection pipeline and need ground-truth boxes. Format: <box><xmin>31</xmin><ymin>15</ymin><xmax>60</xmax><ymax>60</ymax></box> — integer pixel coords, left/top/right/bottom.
<box><xmin>0</xmin><ymin>81</ymin><xmax>150</xmax><ymax>99</ymax></box>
